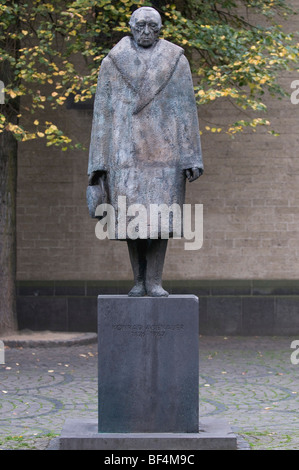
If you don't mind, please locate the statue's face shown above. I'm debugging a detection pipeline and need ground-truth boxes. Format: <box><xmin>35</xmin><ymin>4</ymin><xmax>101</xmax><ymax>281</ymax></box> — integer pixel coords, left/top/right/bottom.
<box><xmin>130</xmin><ymin>10</ymin><xmax>161</xmax><ymax>48</ymax></box>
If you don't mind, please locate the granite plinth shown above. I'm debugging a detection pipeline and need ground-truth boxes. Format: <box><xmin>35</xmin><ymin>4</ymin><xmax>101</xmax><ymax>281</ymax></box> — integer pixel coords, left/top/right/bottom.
<box><xmin>59</xmin><ymin>418</ymin><xmax>238</xmax><ymax>450</ymax></box>
<box><xmin>97</xmin><ymin>295</ymin><xmax>199</xmax><ymax>434</ymax></box>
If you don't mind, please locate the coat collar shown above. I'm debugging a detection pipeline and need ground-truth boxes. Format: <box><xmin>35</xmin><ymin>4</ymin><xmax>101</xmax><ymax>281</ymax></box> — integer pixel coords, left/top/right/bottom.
<box><xmin>108</xmin><ymin>36</ymin><xmax>184</xmax><ymax>114</ymax></box>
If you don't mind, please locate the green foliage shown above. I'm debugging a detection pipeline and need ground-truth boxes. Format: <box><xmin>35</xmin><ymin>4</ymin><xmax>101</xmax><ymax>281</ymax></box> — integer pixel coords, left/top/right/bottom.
<box><xmin>161</xmin><ymin>0</ymin><xmax>299</xmax><ymax>135</ymax></box>
<box><xmin>0</xmin><ymin>0</ymin><xmax>298</xmax><ymax>146</ymax></box>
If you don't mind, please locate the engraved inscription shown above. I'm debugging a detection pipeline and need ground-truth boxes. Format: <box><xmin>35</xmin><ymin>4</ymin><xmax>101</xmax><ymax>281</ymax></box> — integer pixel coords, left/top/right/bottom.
<box><xmin>112</xmin><ymin>323</ymin><xmax>184</xmax><ymax>338</ymax></box>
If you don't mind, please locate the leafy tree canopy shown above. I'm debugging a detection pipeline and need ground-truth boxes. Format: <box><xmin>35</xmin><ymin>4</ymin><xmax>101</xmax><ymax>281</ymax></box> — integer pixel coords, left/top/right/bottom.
<box><xmin>0</xmin><ymin>0</ymin><xmax>298</xmax><ymax>148</ymax></box>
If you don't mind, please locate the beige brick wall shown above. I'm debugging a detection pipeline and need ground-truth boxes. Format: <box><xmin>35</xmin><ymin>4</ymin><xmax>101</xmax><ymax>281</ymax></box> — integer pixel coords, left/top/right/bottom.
<box><xmin>16</xmin><ymin>3</ymin><xmax>299</xmax><ymax>281</ymax></box>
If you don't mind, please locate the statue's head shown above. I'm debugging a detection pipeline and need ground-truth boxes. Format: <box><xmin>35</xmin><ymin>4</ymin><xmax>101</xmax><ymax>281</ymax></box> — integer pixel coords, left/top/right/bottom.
<box><xmin>129</xmin><ymin>7</ymin><xmax>162</xmax><ymax>48</ymax></box>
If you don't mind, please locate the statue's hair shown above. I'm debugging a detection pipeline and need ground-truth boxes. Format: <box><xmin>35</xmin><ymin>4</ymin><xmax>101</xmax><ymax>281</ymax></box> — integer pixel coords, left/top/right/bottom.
<box><xmin>129</xmin><ymin>7</ymin><xmax>162</xmax><ymax>28</ymax></box>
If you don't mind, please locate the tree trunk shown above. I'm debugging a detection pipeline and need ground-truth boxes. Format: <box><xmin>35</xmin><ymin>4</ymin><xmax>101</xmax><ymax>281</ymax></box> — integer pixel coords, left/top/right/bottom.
<box><xmin>0</xmin><ymin>129</ymin><xmax>18</xmax><ymax>334</ymax></box>
<box><xmin>0</xmin><ymin>19</ymin><xmax>19</xmax><ymax>335</ymax></box>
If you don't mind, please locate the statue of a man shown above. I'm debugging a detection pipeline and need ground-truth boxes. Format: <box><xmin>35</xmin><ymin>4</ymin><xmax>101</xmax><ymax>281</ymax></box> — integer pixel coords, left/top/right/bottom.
<box><xmin>88</xmin><ymin>6</ymin><xmax>203</xmax><ymax>297</ymax></box>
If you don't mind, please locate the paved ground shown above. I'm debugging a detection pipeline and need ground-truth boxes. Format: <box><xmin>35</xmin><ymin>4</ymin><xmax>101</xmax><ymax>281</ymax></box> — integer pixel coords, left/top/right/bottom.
<box><xmin>0</xmin><ymin>335</ymin><xmax>299</xmax><ymax>450</ymax></box>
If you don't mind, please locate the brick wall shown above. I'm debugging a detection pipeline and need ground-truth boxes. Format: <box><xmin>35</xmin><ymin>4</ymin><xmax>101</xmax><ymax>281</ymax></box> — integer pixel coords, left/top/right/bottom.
<box><xmin>16</xmin><ymin>3</ymin><xmax>299</xmax><ymax>283</ymax></box>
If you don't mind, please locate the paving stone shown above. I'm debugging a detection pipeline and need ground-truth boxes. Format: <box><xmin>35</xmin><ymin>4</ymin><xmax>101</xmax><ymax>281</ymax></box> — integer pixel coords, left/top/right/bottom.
<box><xmin>0</xmin><ymin>336</ymin><xmax>299</xmax><ymax>450</ymax></box>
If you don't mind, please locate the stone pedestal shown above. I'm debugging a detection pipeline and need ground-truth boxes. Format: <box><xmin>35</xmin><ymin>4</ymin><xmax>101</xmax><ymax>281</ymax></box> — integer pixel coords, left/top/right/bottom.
<box><xmin>59</xmin><ymin>294</ymin><xmax>238</xmax><ymax>450</ymax></box>
<box><xmin>59</xmin><ymin>417</ymin><xmax>237</xmax><ymax>450</ymax></box>
<box><xmin>97</xmin><ymin>295</ymin><xmax>199</xmax><ymax>434</ymax></box>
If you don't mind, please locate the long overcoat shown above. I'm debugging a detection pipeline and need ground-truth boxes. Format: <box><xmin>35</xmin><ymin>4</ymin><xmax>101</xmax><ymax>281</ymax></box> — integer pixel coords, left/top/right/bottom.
<box><xmin>88</xmin><ymin>36</ymin><xmax>203</xmax><ymax>239</ymax></box>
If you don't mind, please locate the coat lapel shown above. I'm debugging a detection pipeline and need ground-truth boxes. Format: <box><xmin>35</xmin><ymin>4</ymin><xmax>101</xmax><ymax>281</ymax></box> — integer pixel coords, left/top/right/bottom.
<box><xmin>108</xmin><ymin>37</ymin><xmax>184</xmax><ymax>114</ymax></box>
<box><xmin>108</xmin><ymin>36</ymin><xmax>146</xmax><ymax>93</ymax></box>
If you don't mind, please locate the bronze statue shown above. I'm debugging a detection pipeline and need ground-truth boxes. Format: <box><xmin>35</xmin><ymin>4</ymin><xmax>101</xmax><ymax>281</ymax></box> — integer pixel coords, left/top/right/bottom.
<box><xmin>88</xmin><ymin>6</ymin><xmax>203</xmax><ymax>297</ymax></box>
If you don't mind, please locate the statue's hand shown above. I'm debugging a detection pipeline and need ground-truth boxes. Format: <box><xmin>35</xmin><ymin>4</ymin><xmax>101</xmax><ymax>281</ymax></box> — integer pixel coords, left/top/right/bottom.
<box><xmin>88</xmin><ymin>170</ymin><xmax>106</xmax><ymax>186</ymax></box>
<box><xmin>185</xmin><ymin>167</ymin><xmax>203</xmax><ymax>182</ymax></box>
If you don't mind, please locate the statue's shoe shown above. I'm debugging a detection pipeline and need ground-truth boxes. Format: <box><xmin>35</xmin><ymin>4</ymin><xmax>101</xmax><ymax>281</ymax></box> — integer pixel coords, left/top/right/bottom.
<box><xmin>128</xmin><ymin>283</ymin><xmax>146</xmax><ymax>297</ymax></box>
<box><xmin>146</xmin><ymin>285</ymin><xmax>169</xmax><ymax>297</ymax></box>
